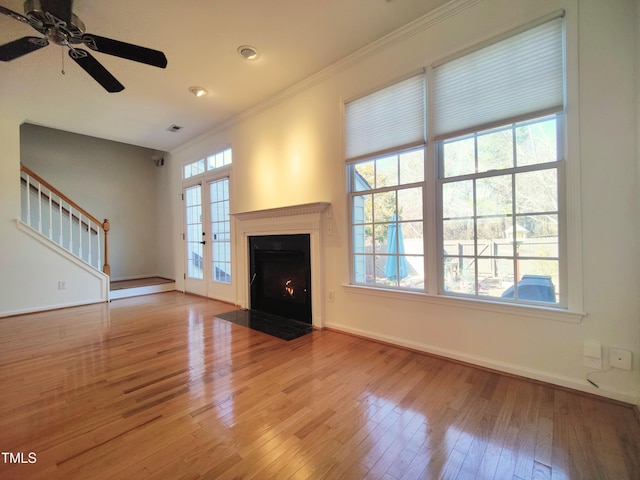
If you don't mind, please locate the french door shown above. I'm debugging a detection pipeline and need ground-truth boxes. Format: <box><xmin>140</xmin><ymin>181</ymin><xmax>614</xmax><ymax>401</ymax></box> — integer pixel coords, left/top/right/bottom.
<box><xmin>184</xmin><ymin>184</ymin><xmax>207</xmax><ymax>296</ymax></box>
<box><xmin>183</xmin><ymin>178</ymin><xmax>234</xmax><ymax>301</ymax></box>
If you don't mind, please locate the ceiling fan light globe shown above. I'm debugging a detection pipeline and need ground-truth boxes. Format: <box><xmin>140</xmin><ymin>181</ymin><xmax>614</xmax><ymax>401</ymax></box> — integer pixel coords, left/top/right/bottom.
<box><xmin>46</xmin><ymin>27</ymin><xmax>67</xmax><ymax>45</ymax></box>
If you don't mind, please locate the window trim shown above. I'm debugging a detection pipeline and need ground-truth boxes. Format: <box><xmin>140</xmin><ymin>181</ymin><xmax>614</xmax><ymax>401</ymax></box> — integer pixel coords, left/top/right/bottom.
<box><xmin>343</xmin><ymin>283</ymin><xmax>585</xmax><ymax>323</ymax></box>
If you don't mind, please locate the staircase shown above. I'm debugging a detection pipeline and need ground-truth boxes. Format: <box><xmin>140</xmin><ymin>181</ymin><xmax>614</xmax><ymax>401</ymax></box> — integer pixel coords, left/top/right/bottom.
<box><xmin>20</xmin><ymin>165</ymin><xmax>176</xmax><ymax>301</ymax></box>
<box><xmin>109</xmin><ymin>277</ymin><xmax>176</xmax><ymax>300</ymax></box>
<box><xmin>20</xmin><ymin>164</ymin><xmax>110</xmax><ymax>275</ymax></box>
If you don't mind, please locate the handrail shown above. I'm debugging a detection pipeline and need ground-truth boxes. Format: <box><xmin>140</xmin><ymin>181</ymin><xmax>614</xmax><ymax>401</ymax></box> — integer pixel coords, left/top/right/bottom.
<box><xmin>20</xmin><ymin>164</ymin><xmax>111</xmax><ymax>275</ymax></box>
<box><xmin>21</xmin><ymin>178</ymin><xmax>100</xmax><ymax>234</ymax></box>
<box><xmin>21</xmin><ymin>165</ymin><xmax>103</xmax><ymax>226</ymax></box>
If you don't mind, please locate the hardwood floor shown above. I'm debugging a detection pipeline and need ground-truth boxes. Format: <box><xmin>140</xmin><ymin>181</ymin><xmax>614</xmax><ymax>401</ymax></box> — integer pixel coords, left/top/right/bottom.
<box><xmin>0</xmin><ymin>292</ymin><xmax>638</xmax><ymax>479</ymax></box>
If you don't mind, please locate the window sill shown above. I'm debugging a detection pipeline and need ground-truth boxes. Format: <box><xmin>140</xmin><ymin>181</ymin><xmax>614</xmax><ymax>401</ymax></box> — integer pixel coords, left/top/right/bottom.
<box><xmin>342</xmin><ymin>284</ymin><xmax>586</xmax><ymax>324</ymax></box>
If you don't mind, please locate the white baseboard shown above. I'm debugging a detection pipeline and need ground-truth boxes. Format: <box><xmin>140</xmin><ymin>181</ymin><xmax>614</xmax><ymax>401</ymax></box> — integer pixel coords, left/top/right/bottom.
<box><xmin>325</xmin><ymin>321</ymin><xmax>640</xmax><ymax>405</ymax></box>
<box><xmin>0</xmin><ymin>298</ymin><xmax>106</xmax><ymax>318</ymax></box>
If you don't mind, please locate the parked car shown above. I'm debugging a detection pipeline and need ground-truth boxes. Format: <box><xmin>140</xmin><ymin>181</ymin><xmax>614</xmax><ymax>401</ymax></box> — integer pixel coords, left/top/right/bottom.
<box><xmin>501</xmin><ymin>274</ymin><xmax>556</xmax><ymax>303</ymax></box>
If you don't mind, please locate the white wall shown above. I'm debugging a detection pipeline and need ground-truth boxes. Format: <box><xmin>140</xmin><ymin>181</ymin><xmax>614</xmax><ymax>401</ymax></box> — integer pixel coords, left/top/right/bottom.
<box><xmin>168</xmin><ymin>0</ymin><xmax>640</xmax><ymax>403</ymax></box>
<box><xmin>0</xmin><ymin>117</ymin><xmax>108</xmax><ymax>316</ymax></box>
<box><xmin>20</xmin><ymin>124</ymin><xmax>163</xmax><ymax>281</ymax></box>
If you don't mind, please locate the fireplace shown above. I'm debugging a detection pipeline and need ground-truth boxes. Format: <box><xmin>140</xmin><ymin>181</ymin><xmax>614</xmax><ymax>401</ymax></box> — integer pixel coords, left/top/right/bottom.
<box><xmin>232</xmin><ymin>201</ymin><xmax>330</xmax><ymax>328</ymax></box>
<box><xmin>249</xmin><ymin>234</ymin><xmax>311</xmax><ymax>324</ymax></box>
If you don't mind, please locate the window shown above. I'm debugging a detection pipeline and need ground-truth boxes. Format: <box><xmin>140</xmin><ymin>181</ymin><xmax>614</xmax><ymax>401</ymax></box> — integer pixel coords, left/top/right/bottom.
<box><xmin>184</xmin><ymin>159</ymin><xmax>205</xmax><ymax>179</ymax></box>
<box><xmin>208</xmin><ymin>149</ymin><xmax>232</xmax><ymax>170</ymax></box>
<box><xmin>439</xmin><ymin>115</ymin><xmax>562</xmax><ymax>304</ymax></box>
<box><xmin>346</xmin><ymin>16</ymin><xmax>566</xmax><ymax>308</ymax></box>
<box><xmin>184</xmin><ymin>148</ymin><xmax>232</xmax><ymax>179</ymax></box>
<box><xmin>347</xmin><ymin>75</ymin><xmax>426</xmax><ymax>290</ymax></box>
<box><xmin>350</xmin><ymin>148</ymin><xmax>425</xmax><ymax>289</ymax></box>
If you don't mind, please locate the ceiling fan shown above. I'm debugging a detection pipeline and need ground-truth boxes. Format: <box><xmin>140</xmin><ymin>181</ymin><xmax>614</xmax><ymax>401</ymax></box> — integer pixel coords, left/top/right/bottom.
<box><xmin>0</xmin><ymin>0</ymin><xmax>167</xmax><ymax>92</ymax></box>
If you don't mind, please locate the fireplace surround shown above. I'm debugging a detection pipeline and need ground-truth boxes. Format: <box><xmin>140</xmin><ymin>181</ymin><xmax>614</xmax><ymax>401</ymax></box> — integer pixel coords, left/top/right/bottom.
<box><xmin>232</xmin><ymin>202</ymin><xmax>330</xmax><ymax>329</ymax></box>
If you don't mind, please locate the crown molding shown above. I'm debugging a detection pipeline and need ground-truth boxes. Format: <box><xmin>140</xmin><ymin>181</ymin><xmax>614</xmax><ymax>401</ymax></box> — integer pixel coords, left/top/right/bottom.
<box><xmin>171</xmin><ymin>0</ymin><xmax>482</xmax><ymax>155</ymax></box>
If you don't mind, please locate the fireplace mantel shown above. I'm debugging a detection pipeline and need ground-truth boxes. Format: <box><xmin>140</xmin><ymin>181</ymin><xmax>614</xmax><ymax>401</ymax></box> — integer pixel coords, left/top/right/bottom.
<box><xmin>231</xmin><ymin>202</ymin><xmax>330</xmax><ymax>221</ymax></box>
<box><xmin>232</xmin><ymin>202</ymin><xmax>330</xmax><ymax>329</ymax></box>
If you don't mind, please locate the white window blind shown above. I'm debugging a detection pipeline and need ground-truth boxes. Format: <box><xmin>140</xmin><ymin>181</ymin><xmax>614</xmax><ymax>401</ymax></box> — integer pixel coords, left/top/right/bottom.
<box><xmin>433</xmin><ymin>16</ymin><xmax>564</xmax><ymax>139</ymax></box>
<box><xmin>345</xmin><ymin>74</ymin><xmax>425</xmax><ymax>161</ymax></box>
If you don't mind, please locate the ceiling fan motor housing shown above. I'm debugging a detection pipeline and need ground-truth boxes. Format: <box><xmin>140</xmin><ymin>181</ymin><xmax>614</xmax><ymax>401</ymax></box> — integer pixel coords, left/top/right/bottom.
<box><xmin>24</xmin><ymin>0</ymin><xmax>85</xmax><ymax>44</ymax></box>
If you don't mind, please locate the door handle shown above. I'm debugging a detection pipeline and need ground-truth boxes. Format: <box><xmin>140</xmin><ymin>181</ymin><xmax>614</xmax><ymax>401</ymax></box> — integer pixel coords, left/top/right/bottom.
<box><xmin>200</xmin><ymin>240</ymin><xmax>206</xmax><ymax>245</ymax></box>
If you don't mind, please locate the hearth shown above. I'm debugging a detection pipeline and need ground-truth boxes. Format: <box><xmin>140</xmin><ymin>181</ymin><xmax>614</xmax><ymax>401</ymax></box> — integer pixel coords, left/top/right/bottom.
<box><xmin>249</xmin><ymin>234</ymin><xmax>311</xmax><ymax>324</ymax></box>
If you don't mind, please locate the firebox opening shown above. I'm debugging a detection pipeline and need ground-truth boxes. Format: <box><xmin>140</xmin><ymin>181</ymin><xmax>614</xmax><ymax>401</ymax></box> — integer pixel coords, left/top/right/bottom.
<box><xmin>249</xmin><ymin>234</ymin><xmax>311</xmax><ymax>324</ymax></box>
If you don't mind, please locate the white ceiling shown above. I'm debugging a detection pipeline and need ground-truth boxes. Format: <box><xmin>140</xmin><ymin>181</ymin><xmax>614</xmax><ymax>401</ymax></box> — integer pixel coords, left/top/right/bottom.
<box><xmin>0</xmin><ymin>0</ymin><xmax>447</xmax><ymax>152</ymax></box>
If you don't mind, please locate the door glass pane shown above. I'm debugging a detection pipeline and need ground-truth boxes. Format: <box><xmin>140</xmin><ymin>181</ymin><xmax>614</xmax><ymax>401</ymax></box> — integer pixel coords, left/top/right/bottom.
<box><xmin>210</xmin><ymin>178</ymin><xmax>231</xmax><ymax>284</ymax></box>
<box><xmin>185</xmin><ymin>185</ymin><xmax>203</xmax><ymax>279</ymax></box>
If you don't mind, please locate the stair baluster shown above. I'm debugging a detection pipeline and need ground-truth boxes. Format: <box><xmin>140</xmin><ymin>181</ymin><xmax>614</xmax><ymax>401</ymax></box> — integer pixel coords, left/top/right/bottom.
<box><xmin>19</xmin><ymin>165</ymin><xmax>110</xmax><ymax>275</ymax></box>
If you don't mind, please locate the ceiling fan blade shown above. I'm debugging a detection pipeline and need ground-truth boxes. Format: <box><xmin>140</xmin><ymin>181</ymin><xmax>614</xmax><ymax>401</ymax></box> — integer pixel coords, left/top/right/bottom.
<box><xmin>0</xmin><ymin>36</ymin><xmax>49</xmax><ymax>61</ymax></box>
<box><xmin>68</xmin><ymin>48</ymin><xmax>124</xmax><ymax>93</ymax></box>
<box><xmin>82</xmin><ymin>34</ymin><xmax>167</xmax><ymax>68</ymax></box>
<box><xmin>38</xmin><ymin>0</ymin><xmax>73</xmax><ymax>26</ymax></box>
<box><xmin>0</xmin><ymin>5</ymin><xmax>30</xmax><ymax>25</ymax></box>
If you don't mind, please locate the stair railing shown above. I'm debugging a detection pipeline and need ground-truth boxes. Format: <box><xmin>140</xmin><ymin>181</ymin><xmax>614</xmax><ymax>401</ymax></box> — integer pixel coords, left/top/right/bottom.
<box><xmin>20</xmin><ymin>165</ymin><xmax>111</xmax><ymax>275</ymax></box>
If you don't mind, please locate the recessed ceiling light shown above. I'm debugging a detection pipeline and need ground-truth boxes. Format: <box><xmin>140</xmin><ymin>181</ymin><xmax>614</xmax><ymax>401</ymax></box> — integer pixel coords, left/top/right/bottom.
<box><xmin>237</xmin><ymin>45</ymin><xmax>259</xmax><ymax>60</ymax></box>
<box><xmin>189</xmin><ymin>86</ymin><xmax>208</xmax><ymax>97</ymax></box>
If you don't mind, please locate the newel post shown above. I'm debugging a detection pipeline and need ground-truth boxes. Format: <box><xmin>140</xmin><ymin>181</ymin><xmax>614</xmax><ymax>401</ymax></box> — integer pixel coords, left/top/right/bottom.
<box><xmin>103</xmin><ymin>218</ymin><xmax>111</xmax><ymax>276</ymax></box>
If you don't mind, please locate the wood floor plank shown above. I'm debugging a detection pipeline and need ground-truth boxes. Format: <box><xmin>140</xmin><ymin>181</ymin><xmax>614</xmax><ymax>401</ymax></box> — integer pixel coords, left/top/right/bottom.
<box><xmin>0</xmin><ymin>292</ymin><xmax>638</xmax><ymax>479</ymax></box>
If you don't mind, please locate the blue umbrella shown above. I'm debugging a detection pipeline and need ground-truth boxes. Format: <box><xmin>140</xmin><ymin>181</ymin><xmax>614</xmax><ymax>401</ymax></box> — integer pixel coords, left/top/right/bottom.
<box><xmin>384</xmin><ymin>214</ymin><xmax>408</xmax><ymax>280</ymax></box>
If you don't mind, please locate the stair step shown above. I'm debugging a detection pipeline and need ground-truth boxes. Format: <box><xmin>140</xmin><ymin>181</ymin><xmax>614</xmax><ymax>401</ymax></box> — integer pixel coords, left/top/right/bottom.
<box><xmin>110</xmin><ymin>277</ymin><xmax>175</xmax><ymax>300</ymax></box>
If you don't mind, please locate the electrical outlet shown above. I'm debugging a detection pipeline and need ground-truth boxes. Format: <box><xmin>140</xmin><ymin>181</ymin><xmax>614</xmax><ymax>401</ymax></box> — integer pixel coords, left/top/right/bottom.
<box><xmin>583</xmin><ymin>341</ymin><xmax>602</xmax><ymax>359</ymax></box>
<box><xmin>58</xmin><ymin>281</ymin><xmax>67</xmax><ymax>290</ymax></box>
<box><xmin>328</xmin><ymin>291</ymin><xmax>335</xmax><ymax>303</ymax></box>
<box><xmin>583</xmin><ymin>341</ymin><xmax>602</xmax><ymax>369</ymax></box>
<box><xmin>609</xmin><ymin>348</ymin><xmax>632</xmax><ymax>370</ymax></box>
<box><xmin>583</xmin><ymin>356</ymin><xmax>602</xmax><ymax>369</ymax></box>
